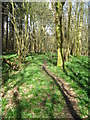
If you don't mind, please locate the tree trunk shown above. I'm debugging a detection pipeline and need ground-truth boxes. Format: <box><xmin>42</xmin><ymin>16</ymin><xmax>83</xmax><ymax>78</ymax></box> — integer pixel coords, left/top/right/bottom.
<box><xmin>78</xmin><ymin>2</ymin><xmax>83</xmax><ymax>56</ymax></box>
<box><xmin>75</xmin><ymin>3</ymin><xmax>79</xmax><ymax>56</ymax></box>
<box><xmin>66</xmin><ymin>1</ymin><xmax>72</xmax><ymax>61</ymax></box>
<box><xmin>73</xmin><ymin>3</ymin><xmax>77</xmax><ymax>56</ymax></box>
<box><xmin>55</xmin><ymin>2</ymin><xmax>65</xmax><ymax>70</ymax></box>
<box><xmin>2</xmin><ymin>3</ymin><xmax>4</xmax><ymax>52</ymax></box>
<box><xmin>6</xmin><ymin>5</ymin><xmax>8</xmax><ymax>52</ymax></box>
<box><xmin>12</xmin><ymin>23</ymin><xmax>14</xmax><ymax>51</ymax></box>
<box><xmin>31</xmin><ymin>21</ymin><xmax>34</xmax><ymax>52</ymax></box>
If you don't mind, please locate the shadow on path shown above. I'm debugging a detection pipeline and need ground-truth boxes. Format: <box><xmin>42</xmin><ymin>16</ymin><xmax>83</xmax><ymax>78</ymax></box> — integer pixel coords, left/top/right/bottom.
<box><xmin>42</xmin><ymin>64</ymin><xmax>82</xmax><ymax>120</ymax></box>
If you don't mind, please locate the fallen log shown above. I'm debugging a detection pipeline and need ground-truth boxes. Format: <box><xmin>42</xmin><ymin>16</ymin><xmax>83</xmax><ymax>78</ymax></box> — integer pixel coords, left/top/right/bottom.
<box><xmin>2</xmin><ymin>58</ymin><xmax>19</xmax><ymax>71</ymax></box>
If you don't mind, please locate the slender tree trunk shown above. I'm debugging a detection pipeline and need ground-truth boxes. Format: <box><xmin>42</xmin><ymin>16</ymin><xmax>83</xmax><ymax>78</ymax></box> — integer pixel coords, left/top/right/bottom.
<box><xmin>29</xmin><ymin>15</ymin><xmax>31</xmax><ymax>52</ymax></box>
<box><xmin>73</xmin><ymin>3</ymin><xmax>78</xmax><ymax>56</ymax></box>
<box><xmin>12</xmin><ymin>23</ymin><xmax>14</xmax><ymax>51</ymax></box>
<box><xmin>78</xmin><ymin>2</ymin><xmax>83</xmax><ymax>56</ymax></box>
<box><xmin>75</xmin><ymin>3</ymin><xmax>79</xmax><ymax>55</ymax></box>
<box><xmin>38</xmin><ymin>25</ymin><xmax>41</xmax><ymax>53</ymax></box>
<box><xmin>2</xmin><ymin>3</ymin><xmax>4</xmax><ymax>52</ymax></box>
<box><xmin>33</xmin><ymin>15</ymin><xmax>36</xmax><ymax>53</ymax></box>
<box><xmin>41</xmin><ymin>25</ymin><xmax>45</xmax><ymax>53</ymax></box>
<box><xmin>66</xmin><ymin>1</ymin><xmax>72</xmax><ymax>61</ymax></box>
<box><xmin>31</xmin><ymin>21</ymin><xmax>34</xmax><ymax>52</ymax></box>
<box><xmin>60</xmin><ymin>15</ymin><xmax>65</xmax><ymax>70</ymax></box>
<box><xmin>6</xmin><ymin>6</ymin><xmax>8</xmax><ymax>52</ymax></box>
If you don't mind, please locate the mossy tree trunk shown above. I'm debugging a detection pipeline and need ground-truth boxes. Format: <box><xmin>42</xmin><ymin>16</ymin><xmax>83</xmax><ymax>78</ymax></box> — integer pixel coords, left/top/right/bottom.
<box><xmin>11</xmin><ymin>1</ymin><xmax>29</xmax><ymax>62</ymax></box>
<box><xmin>66</xmin><ymin>1</ymin><xmax>72</xmax><ymax>61</ymax></box>
<box><xmin>73</xmin><ymin>3</ymin><xmax>78</xmax><ymax>56</ymax></box>
<box><xmin>6</xmin><ymin>4</ymin><xmax>8</xmax><ymax>52</ymax></box>
<box><xmin>23</xmin><ymin>1</ymin><xmax>29</xmax><ymax>62</ymax></box>
<box><xmin>78</xmin><ymin>2</ymin><xmax>84</xmax><ymax>56</ymax></box>
<box><xmin>75</xmin><ymin>3</ymin><xmax>79</xmax><ymax>56</ymax></box>
<box><xmin>55</xmin><ymin>2</ymin><xmax>65</xmax><ymax>70</ymax></box>
<box><xmin>11</xmin><ymin>2</ymin><xmax>21</xmax><ymax>58</ymax></box>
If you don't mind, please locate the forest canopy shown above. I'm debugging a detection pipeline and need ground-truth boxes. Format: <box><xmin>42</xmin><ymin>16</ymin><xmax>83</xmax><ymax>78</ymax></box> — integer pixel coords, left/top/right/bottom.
<box><xmin>2</xmin><ymin>1</ymin><xmax>88</xmax><ymax>65</ymax></box>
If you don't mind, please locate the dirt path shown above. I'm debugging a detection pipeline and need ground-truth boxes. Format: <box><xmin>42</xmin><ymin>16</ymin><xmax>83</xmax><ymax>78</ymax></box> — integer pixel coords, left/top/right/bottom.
<box><xmin>41</xmin><ymin>66</ymin><xmax>73</xmax><ymax>118</ymax></box>
<box><xmin>42</xmin><ymin>63</ymin><xmax>82</xmax><ymax>120</ymax></box>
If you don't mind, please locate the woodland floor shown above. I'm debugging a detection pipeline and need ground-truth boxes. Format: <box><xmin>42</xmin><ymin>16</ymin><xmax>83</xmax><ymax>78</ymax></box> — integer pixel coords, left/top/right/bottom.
<box><xmin>1</xmin><ymin>53</ymin><xmax>89</xmax><ymax>119</ymax></box>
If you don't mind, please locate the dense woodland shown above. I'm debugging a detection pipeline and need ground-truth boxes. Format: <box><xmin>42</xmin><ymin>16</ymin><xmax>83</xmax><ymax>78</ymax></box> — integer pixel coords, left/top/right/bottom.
<box><xmin>1</xmin><ymin>1</ymin><xmax>89</xmax><ymax>119</ymax></box>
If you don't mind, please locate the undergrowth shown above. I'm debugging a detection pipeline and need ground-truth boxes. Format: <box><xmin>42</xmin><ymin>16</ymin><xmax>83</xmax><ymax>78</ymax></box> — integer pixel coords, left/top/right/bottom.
<box><xmin>2</xmin><ymin>53</ymin><xmax>89</xmax><ymax>118</ymax></box>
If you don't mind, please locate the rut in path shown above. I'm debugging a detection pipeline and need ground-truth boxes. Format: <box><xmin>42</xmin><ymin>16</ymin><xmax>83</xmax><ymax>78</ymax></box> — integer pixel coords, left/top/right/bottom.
<box><xmin>42</xmin><ymin>63</ymin><xmax>82</xmax><ymax>120</ymax></box>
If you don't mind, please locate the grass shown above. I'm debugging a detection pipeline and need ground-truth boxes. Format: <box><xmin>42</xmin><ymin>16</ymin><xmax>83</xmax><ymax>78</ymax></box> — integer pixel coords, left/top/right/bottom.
<box><xmin>47</xmin><ymin>55</ymin><xmax>89</xmax><ymax>118</ymax></box>
<box><xmin>2</xmin><ymin>53</ymin><xmax>66</xmax><ymax>118</ymax></box>
<box><xmin>1</xmin><ymin>53</ymin><xmax>89</xmax><ymax>118</ymax></box>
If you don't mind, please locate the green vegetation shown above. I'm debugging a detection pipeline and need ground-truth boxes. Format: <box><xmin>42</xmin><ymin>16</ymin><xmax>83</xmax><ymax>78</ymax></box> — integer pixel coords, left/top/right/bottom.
<box><xmin>1</xmin><ymin>1</ymin><xmax>88</xmax><ymax>119</ymax></box>
<box><xmin>2</xmin><ymin>53</ymin><xmax>66</xmax><ymax>118</ymax></box>
<box><xmin>47</xmin><ymin>55</ymin><xmax>89</xmax><ymax>118</ymax></box>
<box><xmin>2</xmin><ymin>53</ymin><xmax>89</xmax><ymax>118</ymax></box>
